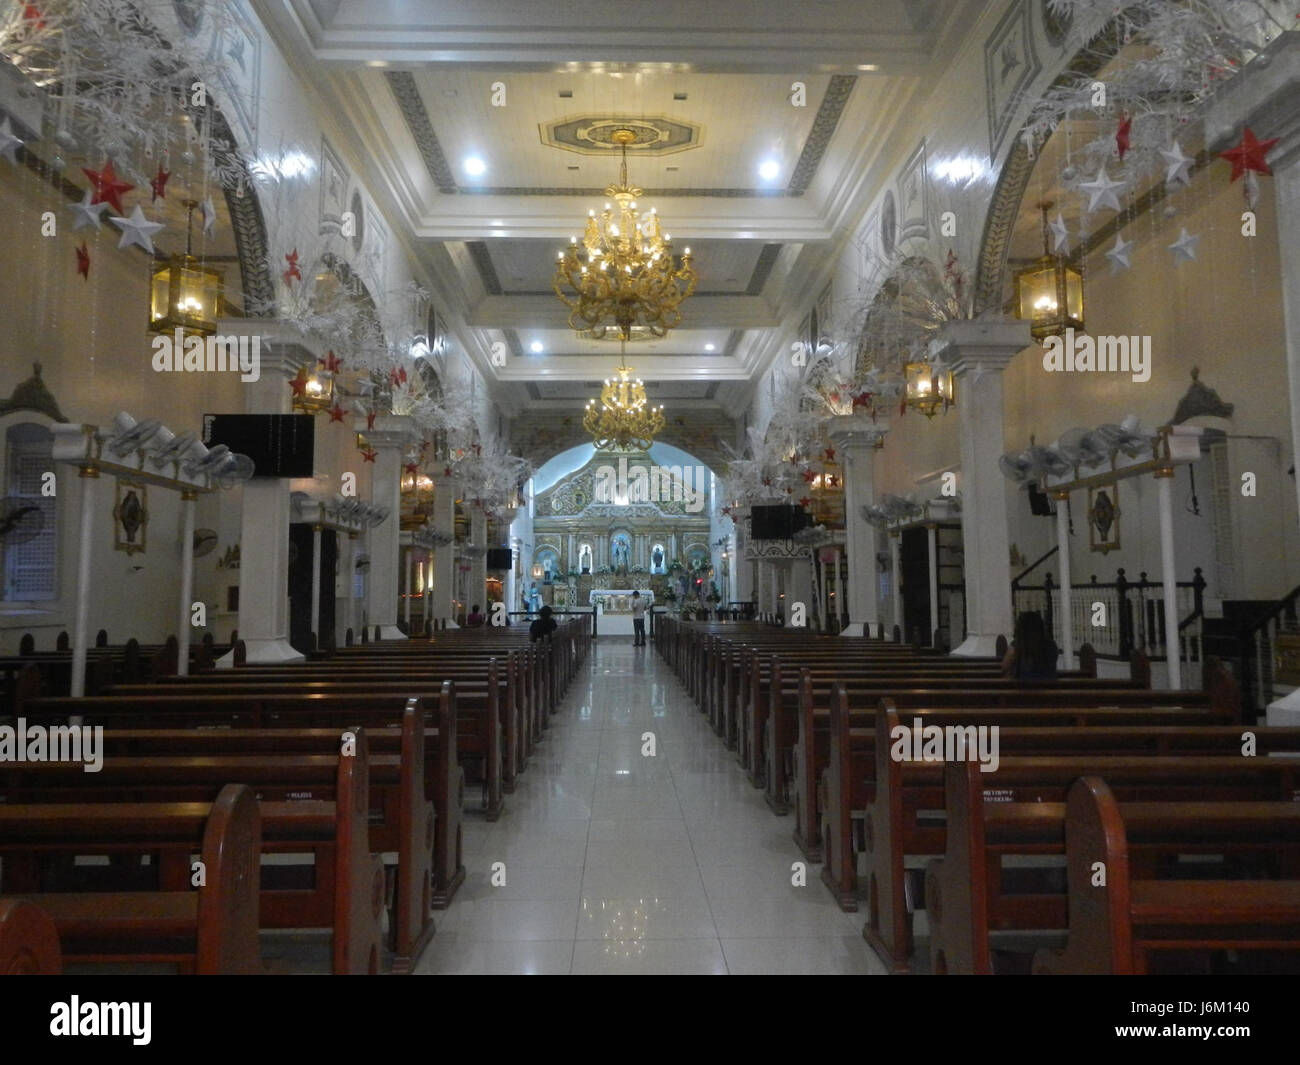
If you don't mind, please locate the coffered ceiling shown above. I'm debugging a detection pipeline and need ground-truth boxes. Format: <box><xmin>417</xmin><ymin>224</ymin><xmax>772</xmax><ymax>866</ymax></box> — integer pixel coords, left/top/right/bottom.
<box><xmin>253</xmin><ymin>0</ymin><xmax>988</xmax><ymax>460</ymax></box>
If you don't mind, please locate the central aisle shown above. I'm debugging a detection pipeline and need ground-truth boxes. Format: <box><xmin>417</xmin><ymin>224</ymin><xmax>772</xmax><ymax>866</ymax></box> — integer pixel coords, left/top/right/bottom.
<box><xmin>415</xmin><ymin>637</ymin><xmax>887</xmax><ymax>975</ymax></box>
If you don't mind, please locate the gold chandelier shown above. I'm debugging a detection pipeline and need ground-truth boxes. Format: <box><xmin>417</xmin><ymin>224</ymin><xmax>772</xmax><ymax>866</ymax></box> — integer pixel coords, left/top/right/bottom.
<box><xmin>553</xmin><ymin>128</ymin><xmax>698</xmax><ymax>341</ymax></box>
<box><xmin>584</xmin><ymin>346</ymin><xmax>665</xmax><ymax>450</ymax></box>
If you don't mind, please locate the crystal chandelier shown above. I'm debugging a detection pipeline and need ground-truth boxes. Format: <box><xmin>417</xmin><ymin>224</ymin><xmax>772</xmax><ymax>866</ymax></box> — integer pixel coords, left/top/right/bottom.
<box><xmin>584</xmin><ymin>346</ymin><xmax>665</xmax><ymax>450</ymax></box>
<box><xmin>553</xmin><ymin>129</ymin><xmax>698</xmax><ymax>341</ymax></box>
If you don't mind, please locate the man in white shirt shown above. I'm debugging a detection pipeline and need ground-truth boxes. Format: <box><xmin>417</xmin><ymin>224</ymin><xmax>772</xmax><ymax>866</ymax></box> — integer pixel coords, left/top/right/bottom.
<box><xmin>630</xmin><ymin>590</ymin><xmax>647</xmax><ymax>647</ymax></box>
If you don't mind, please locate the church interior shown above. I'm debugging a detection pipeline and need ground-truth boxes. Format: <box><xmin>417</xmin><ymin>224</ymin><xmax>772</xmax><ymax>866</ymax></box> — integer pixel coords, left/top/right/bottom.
<box><xmin>2</xmin><ymin>0</ymin><xmax>1300</xmax><ymax>986</ymax></box>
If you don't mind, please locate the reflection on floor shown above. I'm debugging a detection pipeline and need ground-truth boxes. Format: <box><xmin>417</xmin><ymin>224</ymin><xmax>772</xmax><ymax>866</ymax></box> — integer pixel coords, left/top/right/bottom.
<box><xmin>413</xmin><ymin>637</ymin><xmax>887</xmax><ymax>975</ymax></box>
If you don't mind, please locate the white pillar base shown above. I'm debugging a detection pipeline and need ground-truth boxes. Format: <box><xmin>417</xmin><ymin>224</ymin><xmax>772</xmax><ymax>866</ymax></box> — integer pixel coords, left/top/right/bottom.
<box><xmin>950</xmin><ymin>634</ymin><xmax>1003</xmax><ymax>658</ymax></box>
<box><xmin>1266</xmin><ymin>687</ymin><xmax>1300</xmax><ymax>726</ymax></box>
<box><xmin>840</xmin><ymin>622</ymin><xmax>874</xmax><ymax>637</ymax></box>
<box><xmin>217</xmin><ymin>637</ymin><xmax>305</xmax><ymax>668</ymax></box>
<box><xmin>376</xmin><ymin>624</ymin><xmax>409</xmax><ymax>641</ymax></box>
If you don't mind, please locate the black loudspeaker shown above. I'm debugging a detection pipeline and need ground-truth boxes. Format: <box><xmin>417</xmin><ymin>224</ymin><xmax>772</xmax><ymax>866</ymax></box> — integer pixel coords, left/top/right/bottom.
<box><xmin>485</xmin><ymin>547</ymin><xmax>513</xmax><ymax>570</ymax></box>
<box><xmin>751</xmin><ymin>504</ymin><xmax>812</xmax><ymax>540</ymax></box>
<box><xmin>1028</xmin><ymin>484</ymin><xmax>1054</xmax><ymax>517</ymax></box>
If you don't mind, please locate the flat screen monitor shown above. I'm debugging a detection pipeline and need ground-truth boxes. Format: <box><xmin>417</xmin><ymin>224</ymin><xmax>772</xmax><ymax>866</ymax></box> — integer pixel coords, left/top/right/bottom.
<box><xmin>485</xmin><ymin>548</ymin><xmax>513</xmax><ymax>570</ymax></box>
<box><xmin>202</xmin><ymin>414</ymin><xmax>315</xmax><ymax>479</ymax></box>
<box><xmin>750</xmin><ymin>504</ymin><xmax>810</xmax><ymax>540</ymax></box>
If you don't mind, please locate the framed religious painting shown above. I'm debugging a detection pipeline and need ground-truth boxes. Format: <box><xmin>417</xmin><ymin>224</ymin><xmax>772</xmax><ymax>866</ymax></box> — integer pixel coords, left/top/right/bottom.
<box><xmin>1087</xmin><ymin>484</ymin><xmax>1121</xmax><ymax>554</ymax></box>
<box><xmin>113</xmin><ymin>480</ymin><xmax>148</xmax><ymax>556</ymax></box>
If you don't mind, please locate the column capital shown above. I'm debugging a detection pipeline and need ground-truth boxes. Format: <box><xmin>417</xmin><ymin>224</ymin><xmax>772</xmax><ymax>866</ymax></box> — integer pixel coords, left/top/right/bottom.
<box><xmin>215</xmin><ymin>318</ymin><xmax>322</xmax><ymax>377</ymax></box>
<box><xmin>823</xmin><ymin>413</ymin><xmax>890</xmax><ymax>450</ymax></box>
<box><xmin>930</xmin><ymin>318</ymin><xmax>1030</xmax><ymax>376</ymax></box>
<box><xmin>353</xmin><ymin>413</ymin><xmax>419</xmax><ymax>451</ymax></box>
<box><xmin>1206</xmin><ymin>34</ymin><xmax>1300</xmax><ymax>167</ymax></box>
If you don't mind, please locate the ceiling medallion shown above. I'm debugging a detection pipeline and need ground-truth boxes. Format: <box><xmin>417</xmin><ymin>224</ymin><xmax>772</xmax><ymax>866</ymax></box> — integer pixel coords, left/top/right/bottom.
<box><xmin>553</xmin><ymin>128</ymin><xmax>698</xmax><ymax>341</ymax></box>
<box><xmin>543</xmin><ymin>115</ymin><xmax>700</xmax><ymax>157</ymax></box>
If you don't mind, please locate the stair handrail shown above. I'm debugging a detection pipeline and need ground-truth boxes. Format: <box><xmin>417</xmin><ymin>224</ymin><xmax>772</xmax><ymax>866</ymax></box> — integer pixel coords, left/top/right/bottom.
<box><xmin>1011</xmin><ymin>545</ymin><xmax>1059</xmax><ymax>589</ymax></box>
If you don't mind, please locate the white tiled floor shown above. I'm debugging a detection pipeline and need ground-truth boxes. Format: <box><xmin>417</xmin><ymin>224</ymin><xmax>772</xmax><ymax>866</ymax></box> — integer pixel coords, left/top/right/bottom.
<box><xmin>414</xmin><ymin>639</ymin><xmax>888</xmax><ymax>975</ymax></box>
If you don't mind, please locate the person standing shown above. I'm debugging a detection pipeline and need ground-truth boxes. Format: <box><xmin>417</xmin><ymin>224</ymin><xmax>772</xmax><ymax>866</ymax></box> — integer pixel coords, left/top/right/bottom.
<box><xmin>630</xmin><ymin>590</ymin><xmax>647</xmax><ymax>647</ymax></box>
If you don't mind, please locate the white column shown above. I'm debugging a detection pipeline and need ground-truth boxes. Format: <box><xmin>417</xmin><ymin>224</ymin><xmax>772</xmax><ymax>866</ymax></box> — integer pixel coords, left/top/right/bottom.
<box><xmin>732</xmin><ymin>508</ymin><xmax>753</xmax><ymax>605</ymax></box>
<box><xmin>361</xmin><ymin>415</ymin><xmax>416</xmax><ymax>640</ymax></box>
<box><xmin>432</xmin><ymin>473</ymin><xmax>458</xmax><ymax>627</ymax></box>
<box><xmin>933</xmin><ymin>319</ymin><xmax>1029</xmax><ymax>657</ymax></box>
<box><xmin>308</xmin><ymin>523</ymin><xmax>322</xmax><ymax>651</ymax></box>
<box><xmin>176</xmin><ymin>489</ymin><xmax>197</xmax><ymax>676</ymax></box>
<box><xmin>69</xmin><ymin>465</ymin><xmax>99</xmax><ymax>697</ymax></box>
<box><xmin>220</xmin><ymin>336</ymin><xmax>308</xmax><ymax>666</ymax></box>
<box><xmin>889</xmin><ymin>529</ymin><xmax>904</xmax><ymax>640</ymax></box>
<box><xmin>1209</xmin><ymin>38</ymin><xmax>1300</xmax><ymax>719</ymax></box>
<box><xmin>825</xmin><ymin>415</ymin><xmax>888</xmax><ymax>636</ymax></box>
<box><xmin>1053</xmin><ymin>490</ymin><xmax>1076</xmax><ymax>670</ymax></box>
<box><xmin>472</xmin><ymin>508</ymin><xmax>488</xmax><ymax>613</ymax></box>
<box><xmin>343</xmin><ymin>533</ymin><xmax>358</xmax><ymax>642</ymax></box>
<box><xmin>1156</xmin><ymin>469</ymin><xmax>1182</xmax><ymax>690</ymax></box>
<box><xmin>403</xmin><ymin>545</ymin><xmax>413</xmax><ymax>630</ymax></box>
<box><xmin>927</xmin><ymin>523</ymin><xmax>940</xmax><ymax>649</ymax></box>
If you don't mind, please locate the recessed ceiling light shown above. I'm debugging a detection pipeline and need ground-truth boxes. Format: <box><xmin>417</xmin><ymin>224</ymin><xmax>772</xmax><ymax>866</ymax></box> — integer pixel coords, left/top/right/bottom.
<box><xmin>366</xmin><ymin>60</ymin><xmax>389</xmax><ymax>68</ymax></box>
<box><xmin>530</xmin><ymin>341</ymin><xmax>544</xmax><ymax>354</ymax></box>
<box><xmin>559</xmin><ymin>89</ymin><xmax>573</xmax><ymax>98</ymax></box>
<box><xmin>464</xmin><ymin>156</ymin><xmax>487</xmax><ymax>176</ymax></box>
<box><xmin>856</xmin><ymin>64</ymin><xmax>878</xmax><ymax>72</ymax></box>
<box><xmin>673</xmin><ymin>92</ymin><xmax>687</xmax><ymax>100</ymax></box>
<box><xmin>758</xmin><ymin>159</ymin><xmax>780</xmax><ymax>181</ymax></box>
<box><xmin>704</xmin><ymin>343</ymin><xmax>715</xmax><ymax>352</ymax></box>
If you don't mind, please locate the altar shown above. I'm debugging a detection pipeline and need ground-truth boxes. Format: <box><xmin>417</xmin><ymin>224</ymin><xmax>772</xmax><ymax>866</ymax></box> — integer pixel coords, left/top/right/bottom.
<box><xmin>590</xmin><ymin>589</ymin><xmax>653</xmax><ymax>636</ymax></box>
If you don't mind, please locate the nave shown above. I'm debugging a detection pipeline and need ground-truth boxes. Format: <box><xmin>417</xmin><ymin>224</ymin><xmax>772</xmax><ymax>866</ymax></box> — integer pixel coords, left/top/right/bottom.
<box><xmin>415</xmin><ymin>638</ymin><xmax>884</xmax><ymax>976</ymax></box>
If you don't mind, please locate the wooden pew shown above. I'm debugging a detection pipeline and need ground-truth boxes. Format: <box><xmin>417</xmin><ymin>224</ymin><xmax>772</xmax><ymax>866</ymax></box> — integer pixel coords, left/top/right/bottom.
<box><xmin>0</xmin><ymin>784</ymin><xmax>262</xmax><ymax>974</ymax></box>
<box><xmin>926</xmin><ymin>758</ymin><xmax>1300</xmax><ymax>973</ymax></box>
<box><xmin>862</xmin><ymin>709</ymin><xmax>1300</xmax><ymax>971</ymax></box>
<box><xmin>87</xmin><ymin>704</ymin><xmax>439</xmax><ymax>971</ymax></box>
<box><xmin>0</xmin><ymin>898</ymin><xmax>62</xmax><ymax>975</ymax></box>
<box><xmin>0</xmin><ymin>736</ymin><xmax>387</xmax><ymax>975</ymax></box>
<box><xmin>1033</xmin><ymin>776</ymin><xmax>1300</xmax><ymax>974</ymax></box>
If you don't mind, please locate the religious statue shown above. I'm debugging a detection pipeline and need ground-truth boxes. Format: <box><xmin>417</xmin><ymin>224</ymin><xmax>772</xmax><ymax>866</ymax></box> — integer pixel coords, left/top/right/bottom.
<box><xmin>651</xmin><ymin>545</ymin><xmax>664</xmax><ymax>574</ymax></box>
<box><xmin>579</xmin><ymin>544</ymin><xmax>592</xmax><ymax>573</ymax></box>
<box><xmin>612</xmin><ymin>537</ymin><xmax>629</xmax><ymax>572</ymax></box>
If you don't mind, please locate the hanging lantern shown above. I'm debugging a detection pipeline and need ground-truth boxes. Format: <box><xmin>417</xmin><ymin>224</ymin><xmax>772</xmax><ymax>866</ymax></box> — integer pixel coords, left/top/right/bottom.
<box><xmin>903</xmin><ymin>360</ymin><xmax>954</xmax><ymax>419</ymax></box>
<box><xmin>292</xmin><ymin>365</ymin><xmax>334</xmax><ymax>414</ymax></box>
<box><xmin>1015</xmin><ymin>200</ymin><xmax>1084</xmax><ymax>341</ymax></box>
<box><xmin>149</xmin><ymin>200</ymin><xmax>223</xmax><ymax>337</ymax></box>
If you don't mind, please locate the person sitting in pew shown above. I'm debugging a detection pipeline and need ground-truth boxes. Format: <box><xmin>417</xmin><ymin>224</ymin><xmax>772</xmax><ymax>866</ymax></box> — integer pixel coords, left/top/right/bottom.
<box><xmin>466</xmin><ymin>604</ymin><xmax>486</xmax><ymax>628</ymax></box>
<box><xmin>530</xmin><ymin>605</ymin><xmax>557</xmax><ymax>643</ymax></box>
<box><xmin>1002</xmin><ymin>610</ymin><xmax>1059</xmax><ymax>681</ymax></box>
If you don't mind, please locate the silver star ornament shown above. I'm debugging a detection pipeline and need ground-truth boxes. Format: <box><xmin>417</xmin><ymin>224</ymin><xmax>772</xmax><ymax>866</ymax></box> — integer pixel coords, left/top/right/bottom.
<box><xmin>1160</xmin><ymin>141</ymin><xmax>1194</xmax><ymax>187</ymax></box>
<box><xmin>201</xmin><ymin>196</ymin><xmax>217</xmax><ymax>237</ymax></box>
<box><xmin>69</xmin><ymin>190</ymin><xmax>110</xmax><ymax>231</ymax></box>
<box><xmin>0</xmin><ymin>116</ymin><xmax>22</xmax><ymax>164</ymax></box>
<box><xmin>1080</xmin><ymin>165</ymin><xmax>1125</xmax><ymax>212</ymax></box>
<box><xmin>1106</xmin><ymin>233</ymin><xmax>1134</xmax><ymax>272</ymax></box>
<box><xmin>1168</xmin><ymin>227</ymin><xmax>1201</xmax><ymax>264</ymax></box>
<box><xmin>109</xmin><ymin>204</ymin><xmax>165</xmax><ymax>253</ymax></box>
<box><xmin>1048</xmin><ymin>211</ymin><xmax>1069</xmax><ymax>253</ymax></box>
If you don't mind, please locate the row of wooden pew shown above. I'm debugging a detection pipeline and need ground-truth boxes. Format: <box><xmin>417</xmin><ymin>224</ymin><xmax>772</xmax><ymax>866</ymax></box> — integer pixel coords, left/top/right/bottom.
<box><xmin>0</xmin><ymin>617</ymin><xmax>591</xmax><ymax>974</ymax></box>
<box><xmin>655</xmin><ymin>615</ymin><xmax>1300</xmax><ymax>974</ymax></box>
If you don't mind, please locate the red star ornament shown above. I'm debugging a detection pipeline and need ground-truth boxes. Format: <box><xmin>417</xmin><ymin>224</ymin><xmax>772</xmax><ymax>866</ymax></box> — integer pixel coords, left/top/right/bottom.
<box><xmin>801</xmin><ymin>469</ymin><xmax>816</xmax><ymax>483</ymax></box>
<box><xmin>22</xmin><ymin>5</ymin><xmax>46</xmax><ymax>30</ymax></box>
<box><xmin>1220</xmin><ymin>127</ymin><xmax>1279</xmax><ymax>181</ymax></box>
<box><xmin>150</xmin><ymin>164</ymin><xmax>170</xmax><ymax>202</ymax></box>
<box><xmin>319</xmin><ymin>350</ymin><xmax>343</xmax><ymax>373</ymax></box>
<box><xmin>283</xmin><ymin>248</ymin><xmax>302</xmax><ymax>286</ymax></box>
<box><xmin>799</xmin><ymin>497</ymin><xmax>813</xmax><ymax>509</ymax></box>
<box><xmin>403</xmin><ymin>462</ymin><xmax>419</xmax><ymax>476</ymax></box>
<box><xmin>328</xmin><ymin>404</ymin><xmax>347</xmax><ymax>423</ymax></box>
<box><xmin>823</xmin><ymin>447</ymin><xmax>836</xmax><ymax>461</ymax></box>
<box><xmin>390</xmin><ymin>366</ymin><xmax>407</xmax><ymax>387</ymax></box>
<box><xmin>851</xmin><ymin>391</ymin><xmax>874</xmax><ymax>410</ymax></box>
<box><xmin>1115</xmin><ymin>114</ymin><xmax>1132</xmax><ymax>161</ymax></box>
<box><xmin>75</xmin><ymin>241</ymin><xmax>90</xmax><ymax>279</ymax></box>
<box><xmin>366</xmin><ymin>410</ymin><xmax>377</xmax><ymax>430</ymax></box>
<box><xmin>361</xmin><ymin>448</ymin><xmax>377</xmax><ymax>463</ymax></box>
<box><xmin>289</xmin><ymin>367</ymin><xmax>309</xmax><ymax>396</ymax></box>
<box><xmin>81</xmin><ymin>160</ymin><xmax>134</xmax><ymax>214</ymax></box>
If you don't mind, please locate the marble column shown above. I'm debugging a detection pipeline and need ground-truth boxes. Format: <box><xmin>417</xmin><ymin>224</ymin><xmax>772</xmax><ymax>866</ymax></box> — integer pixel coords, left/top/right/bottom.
<box><xmin>825</xmin><ymin>414</ymin><xmax>889</xmax><ymax>636</ymax></box>
<box><xmin>1155</xmin><ymin>466</ymin><xmax>1183</xmax><ymax>691</ymax></box>
<box><xmin>220</xmin><ymin>330</ymin><xmax>316</xmax><ymax>665</ymax></box>
<box><xmin>1052</xmin><ymin>489</ymin><xmax>1076</xmax><ymax>670</ymax></box>
<box><xmin>1207</xmin><ymin>38</ymin><xmax>1300</xmax><ymax>717</ymax></box>
<box><xmin>932</xmin><ymin>319</ymin><xmax>1029</xmax><ymax>657</ymax></box>
<box><xmin>359</xmin><ymin>414</ymin><xmax>417</xmax><ymax>640</ymax></box>
<box><xmin>732</xmin><ymin>507</ymin><xmax>753</xmax><ymax>606</ymax></box>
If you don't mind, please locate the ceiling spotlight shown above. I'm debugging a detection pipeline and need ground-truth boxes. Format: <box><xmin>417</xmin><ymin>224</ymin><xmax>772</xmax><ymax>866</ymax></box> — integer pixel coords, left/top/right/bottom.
<box><xmin>530</xmin><ymin>341</ymin><xmax>545</xmax><ymax>354</ymax></box>
<box><xmin>758</xmin><ymin>159</ymin><xmax>780</xmax><ymax>181</ymax></box>
<box><xmin>704</xmin><ymin>343</ymin><xmax>715</xmax><ymax>352</ymax></box>
<box><xmin>856</xmin><ymin>64</ymin><xmax>878</xmax><ymax>72</ymax></box>
<box><xmin>464</xmin><ymin>156</ymin><xmax>487</xmax><ymax>176</ymax></box>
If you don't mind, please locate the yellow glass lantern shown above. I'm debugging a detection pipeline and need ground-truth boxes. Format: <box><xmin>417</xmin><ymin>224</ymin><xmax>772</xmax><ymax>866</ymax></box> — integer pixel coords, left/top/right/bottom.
<box><xmin>293</xmin><ymin>367</ymin><xmax>334</xmax><ymax>414</ymax></box>
<box><xmin>1015</xmin><ymin>201</ymin><xmax>1084</xmax><ymax>341</ymax></box>
<box><xmin>903</xmin><ymin>360</ymin><xmax>954</xmax><ymax>419</ymax></box>
<box><xmin>149</xmin><ymin>202</ymin><xmax>223</xmax><ymax>336</ymax></box>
